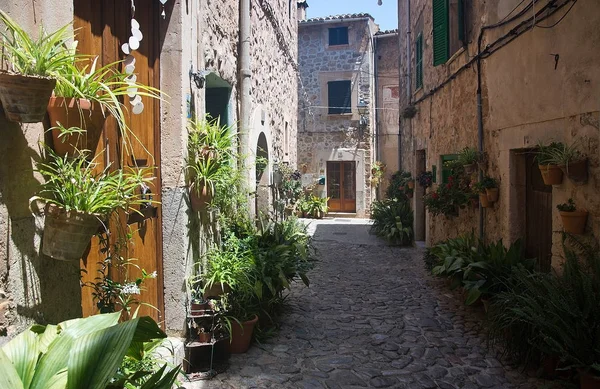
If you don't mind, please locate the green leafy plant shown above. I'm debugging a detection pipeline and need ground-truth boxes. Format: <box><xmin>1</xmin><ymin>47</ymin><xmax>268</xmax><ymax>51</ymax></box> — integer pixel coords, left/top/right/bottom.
<box><xmin>535</xmin><ymin>141</ymin><xmax>565</xmax><ymax>165</ymax></box>
<box><xmin>543</xmin><ymin>141</ymin><xmax>583</xmax><ymax>166</ymax></box>
<box><xmin>488</xmin><ymin>234</ymin><xmax>600</xmax><ymax>374</ymax></box>
<box><xmin>370</xmin><ymin>198</ymin><xmax>414</xmax><ymax>246</ymax></box>
<box><xmin>255</xmin><ymin>155</ymin><xmax>269</xmax><ymax>175</ymax></box>
<box><xmin>186</xmin><ymin>117</ymin><xmax>237</xmax><ymax>198</ymax></box>
<box><xmin>386</xmin><ymin>171</ymin><xmax>413</xmax><ymax>200</ymax></box>
<box><xmin>416</xmin><ymin>171</ymin><xmax>433</xmax><ymax>188</ymax></box>
<box><xmin>424</xmin><ymin>175</ymin><xmax>469</xmax><ymax>217</ymax></box>
<box><xmin>53</xmin><ymin>57</ymin><xmax>162</xmax><ymax>142</ymax></box>
<box><xmin>0</xmin><ymin>312</ymin><xmax>179</xmax><ymax>389</ymax></box>
<box><xmin>557</xmin><ymin>198</ymin><xmax>577</xmax><ymax>212</ymax></box>
<box><xmin>458</xmin><ymin>147</ymin><xmax>480</xmax><ymax>165</ymax></box>
<box><xmin>33</xmin><ymin>148</ymin><xmax>155</xmax><ymax>216</ymax></box>
<box><xmin>0</xmin><ymin>10</ymin><xmax>74</xmax><ymax>77</ymax></box>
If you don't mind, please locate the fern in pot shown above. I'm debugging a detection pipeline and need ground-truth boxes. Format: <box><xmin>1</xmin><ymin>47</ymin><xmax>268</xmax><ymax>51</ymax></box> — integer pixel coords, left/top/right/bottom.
<box><xmin>30</xmin><ymin>147</ymin><xmax>155</xmax><ymax>261</ymax></box>
<box><xmin>0</xmin><ymin>10</ymin><xmax>74</xmax><ymax>122</ymax></box>
<box><xmin>49</xmin><ymin>57</ymin><xmax>162</xmax><ymax>157</ymax></box>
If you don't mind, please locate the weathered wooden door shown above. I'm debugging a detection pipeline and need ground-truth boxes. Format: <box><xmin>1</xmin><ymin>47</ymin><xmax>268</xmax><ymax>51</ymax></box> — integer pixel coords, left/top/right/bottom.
<box><xmin>525</xmin><ymin>154</ymin><xmax>553</xmax><ymax>272</ymax></box>
<box><xmin>74</xmin><ymin>1</ymin><xmax>164</xmax><ymax>323</ymax></box>
<box><xmin>327</xmin><ymin>161</ymin><xmax>356</xmax><ymax>212</ymax></box>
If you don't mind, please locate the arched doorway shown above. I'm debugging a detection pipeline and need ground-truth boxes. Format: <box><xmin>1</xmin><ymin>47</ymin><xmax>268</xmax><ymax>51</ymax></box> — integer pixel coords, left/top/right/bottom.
<box><xmin>255</xmin><ymin>133</ymin><xmax>270</xmax><ymax>217</ymax></box>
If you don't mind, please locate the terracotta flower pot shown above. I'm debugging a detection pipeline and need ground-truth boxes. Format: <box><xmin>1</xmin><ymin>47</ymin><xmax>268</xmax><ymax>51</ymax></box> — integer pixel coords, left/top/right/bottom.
<box><xmin>0</xmin><ymin>72</ymin><xmax>56</xmax><ymax>122</ymax></box>
<box><xmin>560</xmin><ymin>159</ymin><xmax>588</xmax><ymax>182</ymax></box>
<box><xmin>407</xmin><ymin>180</ymin><xmax>415</xmax><ymax>189</ymax></box>
<box><xmin>560</xmin><ymin>210</ymin><xmax>588</xmax><ymax>235</ymax></box>
<box><xmin>202</xmin><ymin>283</ymin><xmax>231</xmax><ymax>298</ymax></box>
<box><xmin>463</xmin><ymin>164</ymin><xmax>476</xmax><ymax>175</ymax></box>
<box><xmin>229</xmin><ymin>315</ymin><xmax>259</xmax><ymax>354</ymax></box>
<box><xmin>579</xmin><ymin>369</ymin><xmax>600</xmax><ymax>389</ymax></box>
<box><xmin>538</xmin><ymin>164</ymin><xmax>563</xmax><ymax>185</ymax></box>
<box><xmin>47</xmin><ymin>97</ymin><xmax>106</xmax><ymax>157</ymax></box>
<box><xmin>190</xmin><ymin>301</ymin><xmax>210</xmax><ymax>316</ymax></box>
<box><xmin>41</xmin><ymin>203</ymin><xmax>102</xmax><ymax>261</ymax></box>
<box><xmin>189</xmin><ymin>184</ymin><xmax>213</xmax><ymax>212</ymax></box>
<box><xmin>198</xmin><ymin>331</ymin><xmax>212</xmax><ymax>344</ymax></box>
<box><xmin>479</xmin><ymin>193</ymin><xmax>491</xmax><ymax>208</ymax></box>
<box><xmin>486</xmin><ymin>188</ymin><xmax>499</xmax><ymax>203</ymax></box>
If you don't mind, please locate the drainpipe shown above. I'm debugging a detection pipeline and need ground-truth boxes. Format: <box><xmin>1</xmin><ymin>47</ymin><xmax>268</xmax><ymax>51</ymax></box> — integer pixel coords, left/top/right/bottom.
<box><xmin>373</xmin><ymin>34</ymin><xmax>380</xmax><ymax>200</ymax></box>
<box><xmin>477</xmin><ymin>31</ymin><xmax>484</xmax><ymax>240</ymax></box>
<box><xmin>239</xmin><ymin>0</ymin><xmax>251</xmax><ymax>169</ymax></box>
<box><xmin>403</xmin><ymin>0</ymin><xmax>412</xmax><ymax>172</ymax></box>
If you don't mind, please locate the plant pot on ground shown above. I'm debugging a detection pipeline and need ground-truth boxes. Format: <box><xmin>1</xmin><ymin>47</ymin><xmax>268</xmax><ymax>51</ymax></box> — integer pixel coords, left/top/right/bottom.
<box><xmin>0</xmin><ymin>11</ymin><xmax>75</xmax><ymax>123</ymax></box>
<box><xmin>557</xmin><ymin>199</ymin><xmax>588</xmax><ymax>235</ymax></box>
<box><xmin>228</xmin><ymin>314</ymin><xmax>259</xmax><ymax>354</ymax></box>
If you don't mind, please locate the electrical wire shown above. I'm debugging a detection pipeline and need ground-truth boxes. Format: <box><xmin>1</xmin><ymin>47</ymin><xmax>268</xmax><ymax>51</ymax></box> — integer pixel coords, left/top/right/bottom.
<box><xmin>498</xmin><ymin>0</ymin><xmax>528</xmax><ymax>24</ymax></box>
<box><xmin>535</xmin><ymin>0</ymin><xmax>577</xmax><ymax>28</ymax></box>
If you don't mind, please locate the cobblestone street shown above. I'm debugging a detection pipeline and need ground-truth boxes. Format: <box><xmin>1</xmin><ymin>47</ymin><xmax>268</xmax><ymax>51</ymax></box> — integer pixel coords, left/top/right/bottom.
<box><xmin>191</xmin><ymin>219</ymin><xmax>555</xmax><ymax>389</ymax></box>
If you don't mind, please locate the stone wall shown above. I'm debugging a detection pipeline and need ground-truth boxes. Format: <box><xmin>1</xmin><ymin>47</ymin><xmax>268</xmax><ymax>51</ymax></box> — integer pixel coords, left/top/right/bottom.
<box><xmin>297</xmin><ymin>17</ymin><xmax>377</xmax><ymax>217</ymax></box>
<box><xmin>375</xmin><ymin>32</ymin><xmax>400</xmax><ymax>197</ymax></box>
<box><xmin>398</xmin><ymin>0</ymin><xmax>600</xmax><ymax>267</ymax></box>
<box><xmin>0</xmin><ymin>0</ymin><xmax>299</xmax><ymax>340</ymax></box>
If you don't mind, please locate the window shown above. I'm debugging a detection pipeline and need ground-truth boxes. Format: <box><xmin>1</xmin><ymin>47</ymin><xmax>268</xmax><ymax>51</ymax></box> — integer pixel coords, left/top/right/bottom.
<box><xmin>433</xmin><ymin>0</ymin><xmax>466</xmax><ymax>66</ymax></box>
<box><xmin>328</xmin><ymin>80</ymin><xmax>352</xmax><ymax>114</ymax></box>
<box><xmin>415</xmin><ymin>33</ymin><xmax>423</xmax><ymax>89</ymax></box>
<box><xmin>441</xmin><ymin>154</ymin><xmax>458</xmax><ymax>183</ymax></box>
<box><xmin>329</xmin><ymin>27</ymin><xmax>349</xmax><ymax>46</ymax></box>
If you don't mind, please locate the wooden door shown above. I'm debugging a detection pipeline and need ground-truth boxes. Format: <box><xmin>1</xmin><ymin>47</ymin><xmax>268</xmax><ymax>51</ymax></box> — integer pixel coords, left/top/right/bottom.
<box><xmin>74</xmin><ymin>1</ymin><xmax>164</xmax><ymax>323</ymax></box>
<box><xmin>327</xmin><ymin>161</ymin><xmax>356</xmax><ymax>212</ymax></box>
<box><xmin>525</xmin><ymin>154</ymin><xmax>553</xmax><ymax>272</ymax></box>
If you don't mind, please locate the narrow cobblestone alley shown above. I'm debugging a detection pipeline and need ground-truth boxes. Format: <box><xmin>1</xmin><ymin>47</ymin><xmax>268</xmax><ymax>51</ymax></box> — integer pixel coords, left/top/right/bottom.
<box><xmin>191</xmin><ymin>219</ymin><xmax>557</xmax><ymax>389</ymax></box>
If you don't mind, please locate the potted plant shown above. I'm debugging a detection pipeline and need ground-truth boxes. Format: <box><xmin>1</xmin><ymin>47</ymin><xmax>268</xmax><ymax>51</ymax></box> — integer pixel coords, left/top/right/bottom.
<box><xmin>480</xmin><ymin>176</ymin><xmax>499</xmax><ymax>203</ymax></box>
<box><xmin>473</xmin><ymin>181</ymin><xmax>490</xmax><ymax>208</ymax></box>
<box><xmin>186</xmin><ymin>117</ymin><xmax>236</xmax><ymax>212</ymax></box>
<box><xmin>544</xmin><ymin>141</ymin><xmax>588</xmax><ymax>182</ymax></box>
<box><xmin>458</xmin><ymin>147</ymin><xmax>480</xmax><ymax>174</ymax></box>
<box><xmin>307</xmin><ymin>196</ymin><xmax>328</xmax><ymax>219</ymax></box>
<box><xmin>416</xmin><ymin>171</ymin><xmax>433</xmax><ymax>189</ymax></box>
<box><xmin>49</xmin><ymin>58</ymin><xmax>161</xmax><ymax>157</ymax></box>
<box><xmin>0</xmin><ymin>11</ymin><xmax>74</xmax><ymax>122</ymax></box>
<box><xmin>535</xmin><ymin>141</ymin><xmax>564</xmax><ymax>185</ymax></box>
<box><xmin>557</xmin><ymin>199</ymin><xmax>588</xmax><ymax>235</ymax></box>
<box><xmin>30</xmin><ymin>148</ymin><xmax>155</xmax><ymax>261</ymax></box>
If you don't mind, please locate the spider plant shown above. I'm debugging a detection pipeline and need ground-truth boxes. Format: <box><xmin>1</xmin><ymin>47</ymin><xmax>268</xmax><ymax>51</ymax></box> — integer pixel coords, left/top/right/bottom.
<box><xmin>0</xmin><ymin>10</ymin><xmax>75</xmax><ymax>77</ymax></box>
<box><xmin>544</xmin><ymin>141</ymin><xmax>583</xmax><ymax>166</ymax></box>
<box><xmin>52</xmin><ymin>57</ymin><xmax>163</xmax><ymax>157</ymax></box>
<box><xmin>458</xmin><ymin>147</ymin><xmax>480</xmax><ymax>165</ymax></box>
<box><xmin>187</xmin><ymin>116</ymin><xmax>237</xmax><ymax>163</ymax></box>
<box><xmin>33</xmin><ymin>147</ymin><xmax>156</xmax><ymax>216</ymax></box>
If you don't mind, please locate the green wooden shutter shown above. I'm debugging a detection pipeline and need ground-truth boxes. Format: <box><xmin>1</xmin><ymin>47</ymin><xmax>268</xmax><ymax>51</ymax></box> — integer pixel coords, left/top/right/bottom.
<box><xmin>432</xmin><ymin>0</ymin><xmax>449</xmax><ymax>66</ymax></box>
<box><xmin>441</xmin><ymin>154</ymin><xmax>458</xmax><ymax>183</ymax></box>
<box><xmin>458</xmin><ymin>0</ymin><xmax>465</xmax><ymax>43</ymax></box>
<box><xmin>415</xmin><ymin>33</ymin><xmax>423</xmax><ymax>89</ymax></box>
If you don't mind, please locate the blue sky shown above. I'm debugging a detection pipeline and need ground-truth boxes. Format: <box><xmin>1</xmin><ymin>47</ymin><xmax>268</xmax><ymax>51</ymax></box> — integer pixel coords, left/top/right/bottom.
<box><xmin>304</xmin><ymin>0</ymin><xmax>398</xmax><ymax>31</ymax></box>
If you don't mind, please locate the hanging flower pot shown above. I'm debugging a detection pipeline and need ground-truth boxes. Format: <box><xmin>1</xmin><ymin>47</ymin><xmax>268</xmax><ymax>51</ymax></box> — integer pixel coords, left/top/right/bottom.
<box><xmin>463</xmin><ymin>164</ymin><xmax>477</xmax><ymax>175</ymax></box>
<box><xmin>202</xmin><ymin>283</ymin><xmax>231</xmax><ymax>298</ymax></box>
<box><xmin>486</xmin><ymin>188</ymin><xmax>499</xmax><ymax>203</ymax></box>
<box><xmin>559</xmin><ymin>210</ymin><xmax>588</xmax><ymax>235</ymax></box>
<box><xmin>479</xmin><ymin>193</ymin><xmax>491</xmax><ymax>208</ymax></box>
<box><xmin>189</xmin><ymin>183</ymin><xmax>213</xmax><ymax>212</ymax></box>
<box><xmin>560</xmin><ymin>159</ymin><xmax>588</xmax><ymax>182</ymax></box>
<box><xmin>47</xmin><ymin>97</ymin><xmax>106</xmax><ymax>157</ymax></box>
<box><xmin>407</xmin><ymin>180</ymin><xmax>415</xmax><ymax>189</ymax></box>
<box><xmin>41</xmin><ymin>203</ymin><xmax>102</xmax><ymax>261</ymax></box>
<box><xmin>0</xmin><ymin>72</ymin><xmax>56</xmax><ymax>123</ymax></box>
<box><xmin>538</xmin><ymin>164</ymin><xmax>563</xmax><ymax>185</ymax></box>
<box><xmin>228</xmin><ymin>315</ymin><xmax>259</xmax><ymax>354</ymax></box>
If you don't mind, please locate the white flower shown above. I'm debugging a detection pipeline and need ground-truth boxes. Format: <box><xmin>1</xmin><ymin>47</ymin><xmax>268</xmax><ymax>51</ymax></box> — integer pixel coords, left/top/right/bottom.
<box><xmin>70</xmin><ymin>178</ymin><xmax>77</xmax><ymax>185</ymax></box>
<box><xmin>120</xmin><ymin>283</ymin><xmax>140</xmax><ymax>295</ymax></box>
<box><xmin>150</xmin><ymin>271</ymin><xmax>157</xmax><ymax>279</ymax></box>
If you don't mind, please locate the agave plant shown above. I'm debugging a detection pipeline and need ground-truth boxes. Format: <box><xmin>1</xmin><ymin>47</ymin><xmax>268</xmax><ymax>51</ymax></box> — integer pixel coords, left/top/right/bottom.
<box><xmin>0</xmin><ymin>312</ymin><xmax>179</xmax><ymax>389</ymax></box>
<box><xmin>0</xmin><ymin>10</ymin><xmax>75</xmax><ymax>77</ymax></box>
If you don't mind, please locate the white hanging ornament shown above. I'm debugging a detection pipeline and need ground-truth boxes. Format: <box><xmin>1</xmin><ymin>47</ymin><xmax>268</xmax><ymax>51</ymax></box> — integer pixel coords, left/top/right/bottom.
<box><xmin>121</xmin><ymin>43</ymin><xmax>130</xmax><ymax>55</ymax></box>
<box><xmin>131</xmin><ymin>28</ymin><xmax>143</xmax><ymax>41</ymax></box>
<box><xmin>130</xmin><ymin>95</ymin><xmax>142</xmax><ymax>106</ymax></box>
<box><xmin>128</xmin><ymin>36</ymin><xmax>140</xmax><ymax>51</ymax></box>
<box><xmin>131</xmin><ymin>18</ymin><xmax>140</xmax><ymax>30</ymax></box>
<box><xmin>132</xmin><ymin>101</ymin><xmax>144</xmax><ymax>115</ymax></box>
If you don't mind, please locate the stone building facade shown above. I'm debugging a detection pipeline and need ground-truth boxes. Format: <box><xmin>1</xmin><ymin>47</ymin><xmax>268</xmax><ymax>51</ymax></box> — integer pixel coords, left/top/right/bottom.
<box><xmin>0</xmin><ymin>0</ymin><xmax>298</xmax><ymax>341</ymax></box>
<box><xmin>374</xmin><ymin>30</ymin><xmax>401</xmax><ymax>197</ymax></box>
<box><xmin>398</xmin><ymin>0</ymin><xmax>600</xmax><ymax>268</ymax></box>
<box><xmin>297</xmin><ymin>14</ymin><xmax>377</xmax><ymax>217</ymax></box>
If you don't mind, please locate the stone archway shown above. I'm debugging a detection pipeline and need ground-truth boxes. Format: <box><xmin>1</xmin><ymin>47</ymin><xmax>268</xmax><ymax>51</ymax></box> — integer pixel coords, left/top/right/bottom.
<box><xmin>255</xmin><ymin>132</ymin><xmax>270</xmax><ymax>217</ymax></box>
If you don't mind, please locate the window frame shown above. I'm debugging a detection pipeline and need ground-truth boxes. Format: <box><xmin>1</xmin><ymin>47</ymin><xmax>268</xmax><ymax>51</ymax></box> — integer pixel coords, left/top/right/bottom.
<box><xmin>327</xmin><ymin>80</ymin><xmax>352</xmax><ymax>115</ymax></box>
<box><xmin>328</xmin><ymin>26</ymin><xmax>349</xmax><ymax>46</ymax></box>
<box><xmin>440</xmin><ymin>154</ymin><xmax>458</xmax><ymax>184</ymax></box>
